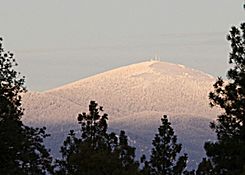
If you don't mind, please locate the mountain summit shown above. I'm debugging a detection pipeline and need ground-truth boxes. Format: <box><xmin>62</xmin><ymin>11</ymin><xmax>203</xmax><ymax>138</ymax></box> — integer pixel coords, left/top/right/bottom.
<box><xmin>23</xmin><ymin>61</ymin><xmax>217</xmax><ymax>123</ymax></box>
<box><xmin>22</xmin><ymin>61</ymin><xmax>219</xmax><ymax>168</ymax></box>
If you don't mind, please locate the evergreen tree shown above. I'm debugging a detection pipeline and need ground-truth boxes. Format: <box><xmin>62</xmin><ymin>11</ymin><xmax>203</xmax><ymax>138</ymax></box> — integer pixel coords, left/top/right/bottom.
<box><xmin>202</xmin><ymin>22</ymin><xmax>245</xmax><ymax>175</ymax></box>
<box><xmin>0</xmin><ymin>37</ymin><xmax>53</xmax><ymax>174</ymax></box>
<box><xmin>141</xmin><ymin>115</ymin><xmax>188</xmax><ymax>175</ymax></box>
<box><xmin>116</xmin><ymin>130</ymin><xmax>141</xmax><ymax>173</ymax></box>
<box><xmin>195</xmin><ymin>158</ymin><xmax>213</xmax><ymax>175</ymax></box>
<box><xmin>56</xmin><ymin>101</ymin><xmax>140</xmax><ymax>175</ymax></box>
<box><xmin>183</xmin><ymin>170</ymin><xmax>195</xmax><ymax>175</ymax></box>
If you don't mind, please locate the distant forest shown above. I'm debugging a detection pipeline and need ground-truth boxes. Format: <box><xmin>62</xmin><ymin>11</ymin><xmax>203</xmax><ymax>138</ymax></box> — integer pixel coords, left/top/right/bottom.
<box><xmin>0</xmin><ymin>4</ymin><xmax>244</xmax><ymax>175</ymax></box>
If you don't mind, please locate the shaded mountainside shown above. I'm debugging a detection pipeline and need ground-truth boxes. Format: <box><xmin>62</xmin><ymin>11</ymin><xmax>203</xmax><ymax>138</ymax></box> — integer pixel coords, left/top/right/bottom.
<box><xmin>22</xmin><ymin>61</ymin><xmax>219</xmax><ymax>169</ymax></box>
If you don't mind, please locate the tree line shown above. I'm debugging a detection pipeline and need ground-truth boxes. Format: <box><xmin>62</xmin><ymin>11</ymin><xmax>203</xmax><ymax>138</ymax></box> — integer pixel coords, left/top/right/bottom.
<box><xmin>1</xmin><ymin>11</ymin><xmax>245</xmax><ymax>175</ymax></box>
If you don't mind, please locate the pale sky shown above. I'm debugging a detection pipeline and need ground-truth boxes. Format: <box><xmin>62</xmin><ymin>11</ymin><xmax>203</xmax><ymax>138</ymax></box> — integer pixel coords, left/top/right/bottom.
<box><xmin>1</xmin><ymin>0</ymin><xmax>244</xmax><ymax>91</ymax></box>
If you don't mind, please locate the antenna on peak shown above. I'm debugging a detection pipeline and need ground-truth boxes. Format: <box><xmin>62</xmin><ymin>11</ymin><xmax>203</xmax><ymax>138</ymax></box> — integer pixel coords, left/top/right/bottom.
<box><xmin>154</xmin><ymin>55</ymin><xmax>160</xmax><ymax>61</ymax></box>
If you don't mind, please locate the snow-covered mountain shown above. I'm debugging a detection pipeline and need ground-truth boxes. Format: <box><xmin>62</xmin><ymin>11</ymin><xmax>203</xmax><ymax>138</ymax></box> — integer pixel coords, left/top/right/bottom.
<box><xmin>22</xmin><ymin>60</ymin><xmax>220</xmax><ymax>168</ymax></box>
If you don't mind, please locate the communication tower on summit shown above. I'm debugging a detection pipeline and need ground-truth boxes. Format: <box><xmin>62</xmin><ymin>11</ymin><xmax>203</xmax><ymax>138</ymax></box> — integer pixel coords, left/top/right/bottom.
<box><xmin>150</xmin><ymin>55</ymin><xmax>160</xmax><ymax>61</ymax></box>
<box><xmin>155</xmin><ymin>55</ymin><xmax>160</xmax><ymax>61</ymax></box>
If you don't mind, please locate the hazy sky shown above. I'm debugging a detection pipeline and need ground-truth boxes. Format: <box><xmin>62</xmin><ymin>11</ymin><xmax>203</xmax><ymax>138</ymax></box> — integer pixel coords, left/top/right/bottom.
<box><xmin>1</xmin><ymin>0</ymin><xmax>244</xmax><ymax>91</ymax></box>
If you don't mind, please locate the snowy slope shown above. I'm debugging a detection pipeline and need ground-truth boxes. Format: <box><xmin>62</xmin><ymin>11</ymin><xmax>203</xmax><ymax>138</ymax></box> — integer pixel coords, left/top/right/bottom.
<box><xmin>22</xmin><ymin>60</ymin><xmax>219</xmax><ymax>168</ymax></box>
<box><xmin>23</xmin><ymin>61</ymin><xmax>218</xmax><ymax>123</ymax></box>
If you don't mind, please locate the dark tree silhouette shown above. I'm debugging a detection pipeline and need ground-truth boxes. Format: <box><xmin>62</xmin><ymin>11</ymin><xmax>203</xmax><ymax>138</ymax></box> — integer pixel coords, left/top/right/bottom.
<box><xmin>200</xmin><ymin>23</ymin><xmax>245</xmax><ymax>175</ymax></box>
<box><xmin>56</xmin><ymin>101</ymin><xmax>140</xmax><ymax>175</ymax></box>
<box><xmin>195</xmin><ymin>158</ymin><xmax>213</xmax><ymax>175</ymax></box>
<box><xmin>0</xmin><ymin>37</ymin><xmax>53</xmax><ymax>174</ymax></box>
<box><xmin>141</xmin><ymin>115</ymin><xmax>188</xmax><ymax>175</ymax></box>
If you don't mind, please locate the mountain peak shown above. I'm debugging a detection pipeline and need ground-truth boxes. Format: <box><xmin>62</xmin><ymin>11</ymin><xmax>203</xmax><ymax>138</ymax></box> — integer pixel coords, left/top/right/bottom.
<box><xmin>23</xmin><ymin>60</ymin><xmax>218</xmax><ymax>124</ymax></box>
<box><xmin>53</xmin><ymin>60</ymin><xmax>214</xmax><ymax>92</ymax></box>
<box><xmin>21</xmin><ymin>60</ymin><xmax>219</xmax><ymax>168</ymax></box>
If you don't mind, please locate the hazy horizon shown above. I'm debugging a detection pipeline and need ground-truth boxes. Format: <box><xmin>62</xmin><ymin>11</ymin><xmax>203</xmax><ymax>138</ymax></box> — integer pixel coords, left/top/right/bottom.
<box><xmin>1</xmin><ymin>0</ymin><xmax>244</xmax><ymax>91</ymax></box>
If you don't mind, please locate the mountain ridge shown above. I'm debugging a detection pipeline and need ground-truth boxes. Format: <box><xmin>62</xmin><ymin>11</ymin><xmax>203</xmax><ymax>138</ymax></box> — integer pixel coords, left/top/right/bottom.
<box><xmin>47</xmin><ymin>60</ymin><xmax>215</xmax><ymax>93</ymax></box>
<box><xmin>21</xmin><ymin>60</ymin><xmax>219</xmax><ymax>168</ymax></box>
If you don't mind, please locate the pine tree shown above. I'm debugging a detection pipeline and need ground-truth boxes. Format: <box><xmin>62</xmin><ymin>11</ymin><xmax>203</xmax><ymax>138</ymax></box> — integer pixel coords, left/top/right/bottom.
<box><xmin>115</xmin><ymin>130</ymin><xmax>140</xmax><ymax>173</ymax></box>
<box><xmin>0</xmin><ymin>37</ymin><xmax>53</xmax><ymax>174</ymax></box>
<box><xmin>56</xmin><ymin>101</ymin><xmax>140</xmax><ymax>175</ymax></box>
<box><xmin>202</xmin><ymin>23</ymin><xmax>245</xmax><ymax>175</ymax></box>
<box><xmin>195</xmin><ymin>158</ymin><xmax>213</xmax><ymax>175</ymax></box>
<box><xmin>141</xmin><ymin>115</ymin><xmax>188</xmax><ymax>175</ymax></box>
